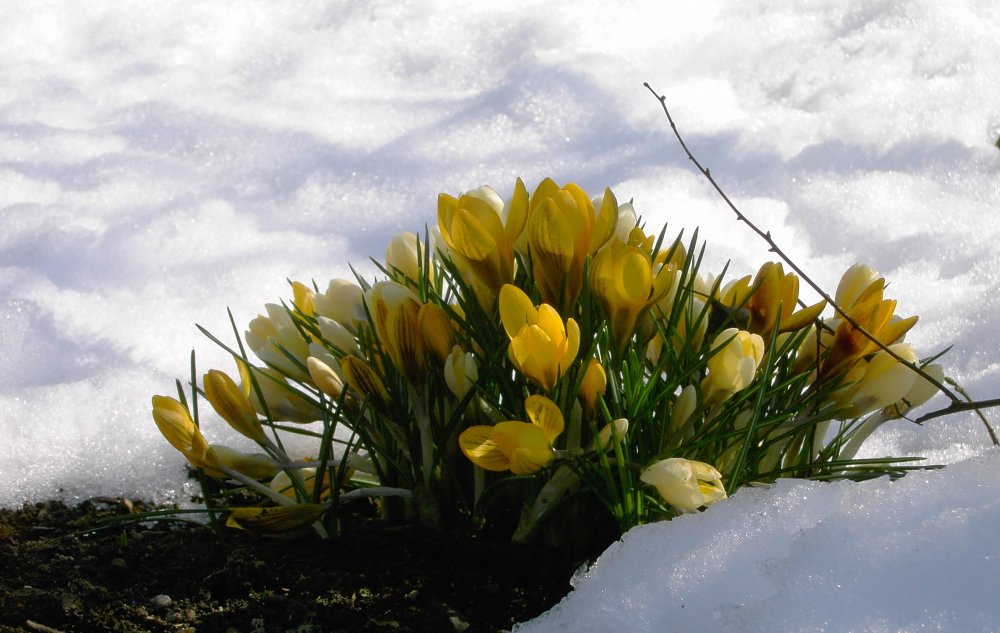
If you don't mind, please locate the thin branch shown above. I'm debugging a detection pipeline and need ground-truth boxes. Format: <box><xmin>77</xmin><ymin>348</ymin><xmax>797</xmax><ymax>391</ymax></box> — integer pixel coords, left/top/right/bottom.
<box><xmin>913</xmin><ymin>397</ymin><xmax>1000</xmax><ymax>428</ymax></box>
<box><xmin>915</xmin><ymin>378</ymin><xmax>999</xmax><ymax>445</ymax></box>
<box><xmin>643</xmin><ymin>82</ymin><xmax>970</xmax><ymax>411</ymax></box>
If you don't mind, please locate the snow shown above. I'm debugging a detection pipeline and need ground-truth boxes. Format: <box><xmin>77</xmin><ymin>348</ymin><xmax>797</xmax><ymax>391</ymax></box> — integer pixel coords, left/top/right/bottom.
<box><xmin>518</xmin><ymin>452</ymin><xmax>1000</xmax><ymax>633</ymax></box>
<box><xmin>2</xmin><ymin>1</ymin><xmax>999</xmax><ymax>630</ymax></box>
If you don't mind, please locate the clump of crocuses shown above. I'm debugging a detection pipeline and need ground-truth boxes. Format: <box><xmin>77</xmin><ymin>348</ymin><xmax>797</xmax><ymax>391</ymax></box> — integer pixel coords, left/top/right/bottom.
<box><xmin>153</xmin><ymin>178</ymin><xmax>945</xmax><ymax>543</ymax></box>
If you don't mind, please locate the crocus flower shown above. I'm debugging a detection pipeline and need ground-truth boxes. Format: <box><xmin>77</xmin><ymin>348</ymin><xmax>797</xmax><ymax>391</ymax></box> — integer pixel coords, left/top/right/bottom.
<box><xmin>499</xmin><ymin>284</ymin><xmax>580</xmax><ymax>390</ymax></box>
<box><xmin>225</xmin><ymin>504</ymin><xmax>325</xmax><ymax>534</ymax></box>
<box><xmin>833</xmin><ymin>344</ymin><xmax>920</xmax><ymax>418</ymax></box>
<box><xmin>590</xmin><ymin>227</ymin><xmax>675</xmax><ymax>348</ymax></box>
<box><xmin>701</xmin><ymin>328</ymin><xmax>765</xmax><ymax>405</ymax></box>
<box><xmin>245</xmin><ymin>303</ymin><xmax>311</xmax><ymax>382</ymax></box>
<box><xmin>821</xmin><ymin>268</ymin><xmax>918</xmax><ymax>379</ymax></box>
<box><xmin>839</xmin><ymin>362</ymin><xmax>945</xmax><ymax>461</ymax></box>
<box><xmin>203</xmin><ymin>369</ymin><xmax>266</xmax><ymax>444</ymax></box>
<box><xmin>209</xmin><ymin>445</ymin><xmax>280</xmax><ymax>480</ymax></box>
<box><xmin>640</xmin><ymin>457</ymin><xmax>727</xmax><ymax>514</ymax></box>
<box><xmin>592</xmin><ymin>418</ymin><xmax>629</xmax><ymax>452</ymax></box>
<box><xmin>367</xmin><ymin>281</ymin><xmax>426</xmax><ymax>386</ymax></box>
<box><xmin>578</xmin><ymin>357</ymin><xmax>607</xmax><ymax>417</ymax></box>
<box><xmin>306</xmin><ymin>345</ymin><xmax>346</xmax><ymax>400</ymax></box>
<box><xmin>670</xmin><ymin>385</ymin><xmax>698</xmax><ymax>433</ymax></box>
<box><xmin>314</xmin><ymin>278</ymin><xmax>366</xmax><ymax>333</ymax></box>
<box><xmin>835</xmin><ymin>263</ymin><xmax>882</xmax><ymax>310</ymax></box>
<box><xmin>316</xmin><ymin>316</ymin><xmax>361</xmax><ymax>357</ymax></box>
<box><xmin>437</xmin><ymin>180</ymin><xmax>527</xmax><ymax>294</ymax></box>
<box><xmin>385</xmin><ymin>231</ymin><xmax>426</xmax><ymax>287</ymax></box>
<box><xmin>884</xmin><ymin>362</ymin><xmax>944</xmax><ymax>418</ymax></box>
<box><xmin>151</xmin><ymin>395</ymin><xmax>218</xmax><ymax>474</ymax></box>
<box><xmin>742</xmin><ymin>262</ymin><xmax>826</xmax><ymax>338</ymax></box>
<box><xmin>270</xmin><ymin>467</ymin><xmax>331</xmax><ymax>501</ymax></box>
<box><xmin>418</xmin><ymin>302</ymin><xmax>456</xmax><ymax>363</ymax></box>
<box><xmin>339</xmin><ymin>355</ymin><xmax>391</xmax><ymax>410</ymax></box>
<box><xmin>290</xmin><ymin>281</ymin><xmax>316</xmax><ymax>317</ymax></box>
<box><xmin>238</xmin><ymin>363</ymin><xmax>323</xmax><ymax>422</ymax></box>
<box><xmin>459</xmin><ymin>395</ymin><xmax>564</xmax><ymax>475</ymax></box>
<box><xmin>444</xmin><ymin>345</ymin><xmax>478</xmax><ymax>400</ymax></box>
<box><xmin>151</xmin><ymin>395</ymin><xmax>277</xmax><ymax>479</ymax></box>
<box><xmin>523</xmin><ymin>178</ymin><xmax>618</xmax><ymax>308</ymax></box>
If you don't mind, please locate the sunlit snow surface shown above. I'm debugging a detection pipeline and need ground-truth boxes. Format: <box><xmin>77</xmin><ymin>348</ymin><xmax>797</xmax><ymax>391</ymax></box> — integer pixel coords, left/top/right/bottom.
<box><xmin>2</xmin><ymin>1</ymin><xmax>999</xmax><ymax>630</ymax></box>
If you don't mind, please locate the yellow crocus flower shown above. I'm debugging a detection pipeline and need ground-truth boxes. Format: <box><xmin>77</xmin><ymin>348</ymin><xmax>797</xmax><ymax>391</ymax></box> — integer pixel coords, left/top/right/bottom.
<box><xmin>499</xmin><ymin>284</ymin><xmax>580</xmax><ymax>391</ymax></box>
<box><xmin>640</xmin><ymin>457</ymin><xmax>727</xmax><ymax>514</ymax></box>
<box><xmin>291</xmin><ymin>281</ymin><xmax>316</xmax><ymax>317</ymax></box>
<box><xmin>437</xmin><ymin>180</ymin><xmax>528</xmax><ymax>294</ymax></box>
<box><xmin>418</xmin><ymin>302</ymin><xmax>456</xmax><ymax>363</ymax></box>
<box><xmin>835</xmin><ymin>263</ymin><xmax>881</xmax><ymax>311</ymax></box>
<box><xmin>591</xmin><ymin>227</ymin><xmax>675</xmax><ymax>347</ymax></box>
<box><xmin>459</xmin><ymin>395</ymin><xmax>564</xmax><ymax>475</ymax></box>
<box><xmin>821</xmin><ymin>270</ymin><xmax>918</xmax><ymax>379</ymax></box>
<box><xmin>743</xmin><ymin>262</ymin><xmax>827</xmax><ymax>338</ymax></box>
<box><xmin>203</xmin><ymin>369</ymin><xmax>266</xmax><ymax>444</ymax></box>
<box><xmin>524</xmin><ymin>178</ymin><xmax>618</xmax><ymax>308</ymax></box>
<box><xmin>578</xmin><ymin>357</ymin><xmax>607</xmax><ymax>417</ymax></box>
<box><xmin>670</xmin><ymin>384</ymin><xmax>698</xmax><ymax>434</ymax></box>
<box><xmin>151</xmin><ymin>395</ymin><xmax>278</xmax><ymax>479</ymax></box>
<box><xmin>151</xmin><ymin>395</ymin><xmax>219</xmax><ymax>474</ymax></box>
<box><xmin>339</xmin><ymin>355</ymin><xmax>391</xmax><ymax>410</ymax></box>
<box><xmin>316</xmin><ymin>316</ymin><xmax>361</xmax><ymax>357</ymax></box>
<box><xmin>225</xmin><ymin>504</ymin><xmax>325</xmax><ymax>534</ymax></box>
<box><xmin>719</xmin><ymin>274</ymin><xmax>753</xmax><ymax>307</ymax></box>
<box><xmin>367</xmin><ymin>281</ymin><xmax>426</xmax><ymax>386</ymax></box>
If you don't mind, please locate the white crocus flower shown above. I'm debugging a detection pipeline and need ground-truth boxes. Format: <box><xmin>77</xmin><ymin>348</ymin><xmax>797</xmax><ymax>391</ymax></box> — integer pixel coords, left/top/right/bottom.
<box><xmin>640</xmin><ymin>457</ymin><xmax>727</xmax><ymax>514</ymax></box>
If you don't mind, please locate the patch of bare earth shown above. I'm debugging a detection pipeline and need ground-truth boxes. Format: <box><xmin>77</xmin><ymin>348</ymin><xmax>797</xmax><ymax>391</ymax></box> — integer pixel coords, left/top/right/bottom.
<box><xmin>0</xmin><ymin>499</ymin><xmax>581</xmax><ymax>633</ymax></box>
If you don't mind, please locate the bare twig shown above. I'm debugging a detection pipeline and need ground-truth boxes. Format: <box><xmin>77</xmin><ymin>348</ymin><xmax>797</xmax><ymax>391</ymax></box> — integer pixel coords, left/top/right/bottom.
<box><xmin>643</xmin><ymin>81</ymin><xmax>1000</xmax><ymax>438</ymax></box>
<box><xmin>915</xmin><ymin>379</ymin><xmax>999</xmax><ymax>445</ymax></box>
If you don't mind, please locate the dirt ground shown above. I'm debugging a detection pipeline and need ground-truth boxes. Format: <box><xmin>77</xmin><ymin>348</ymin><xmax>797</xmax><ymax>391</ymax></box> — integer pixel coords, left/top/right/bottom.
<box><xmin>0</xmin><ymin>498</ymin><xmax>582</xmax><ymax>633</ymax></box>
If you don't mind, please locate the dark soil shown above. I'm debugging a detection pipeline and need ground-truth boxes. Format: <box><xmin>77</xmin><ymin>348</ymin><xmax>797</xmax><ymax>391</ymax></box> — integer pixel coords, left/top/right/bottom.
<box><xmin>0</xmin><ymin>498</ymin><xmax>580</xmax><ymax>633</ymax></box>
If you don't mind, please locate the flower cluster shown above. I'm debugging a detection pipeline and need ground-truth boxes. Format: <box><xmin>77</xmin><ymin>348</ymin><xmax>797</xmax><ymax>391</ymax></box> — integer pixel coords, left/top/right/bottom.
<box><xmin>152</xmin><ymin>178</ymin><xmax>945</xmax><ymax>542</ymax></box>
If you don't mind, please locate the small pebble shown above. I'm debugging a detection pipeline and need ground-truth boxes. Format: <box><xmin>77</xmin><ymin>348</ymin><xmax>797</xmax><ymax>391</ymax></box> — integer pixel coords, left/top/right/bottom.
<box><xmin>150</xmin><ymin>594</ymin><xmax>172</xmax><ymax>610</ymax></box>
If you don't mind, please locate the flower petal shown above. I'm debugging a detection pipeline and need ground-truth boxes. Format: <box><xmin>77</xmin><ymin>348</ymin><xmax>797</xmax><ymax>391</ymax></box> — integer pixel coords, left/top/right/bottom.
<box><xmin>459</xmin><ymin>425</ymin><xmax>511</xmax><ymax>472</ymax></box>
<box><xmin>492</xmin><ymin>421</ymin><xmax>553</xmax><ymax>475</ymax></box>
<box><xmin>499</xmin><ymin>284</ymin><xmax>537</xmax><ymax>339</ymax></box>
<box><xmin>225</xmin><ymin>504</ymin><xmax>325</xmax><ymax>534</ymax></box>
<box><xmin>525</xmin><ymin>395</ymin><xmax>565</xmax><ymax>443</ymax></box>
<box><xmin>589</xmin><ymin>186</ymin><xmax>618</xmax><ymax>253</ymax></box>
